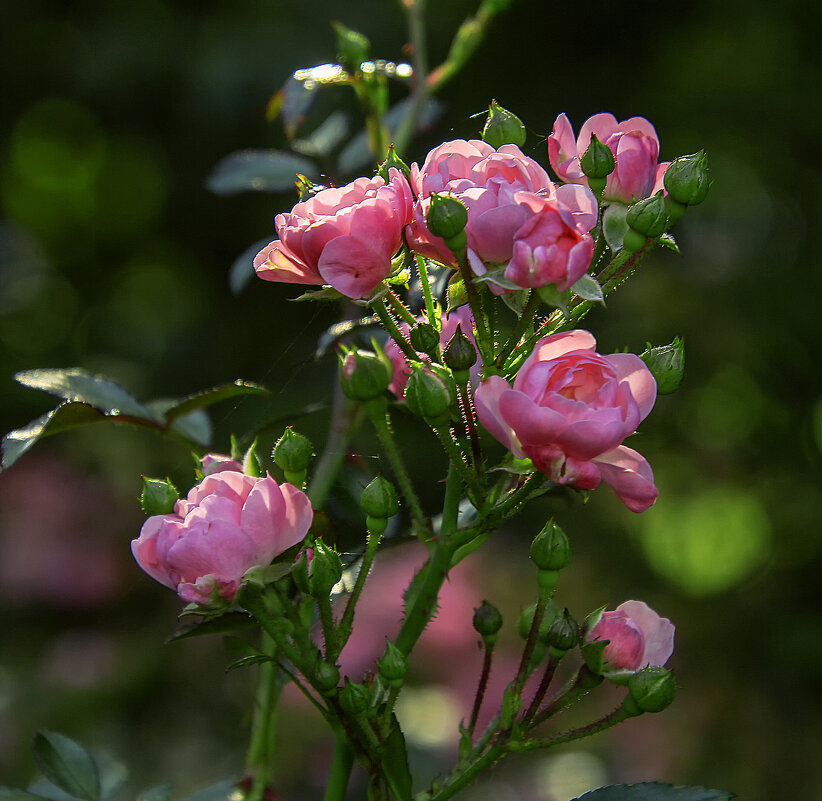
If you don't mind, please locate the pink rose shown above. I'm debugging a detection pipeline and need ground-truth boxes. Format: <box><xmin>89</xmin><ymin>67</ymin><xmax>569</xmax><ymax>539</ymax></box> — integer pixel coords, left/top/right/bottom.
<box><xmin>405</xmin><ymin>140</ymin><xmax>597</xmax><ymax>291</ymax></box>
<box><xmin>200</xmin><ymin>453</ymin><xmax>243</xmax><ymax>476</ymax></box>
<box><xmin>586</xmin><ymin>600</ymin><xmax>675</xmax><ymax>676</ymax></box>
<box><xmin>254</xmin><ymin>169</ymin><xmax>413</xmax><ymax>300</ymax></box>
<box><xmin>474</xmin><ymin>329</ymin><xmax>658</xmax><ymax>512</ymax></box>
<box><xmin>132</xmin><ymin>469</ymin><xmax>313</xmax><ymax>605</ymax></box>
<box><xmin>548</xmin><ymin>113</ymin><xmax>668</xmax><ymax>203</ymax></box>
<box><xmin>383</xmin><ymin>307</ymin><xmax>480</xmax><ymax>397</ymax></box>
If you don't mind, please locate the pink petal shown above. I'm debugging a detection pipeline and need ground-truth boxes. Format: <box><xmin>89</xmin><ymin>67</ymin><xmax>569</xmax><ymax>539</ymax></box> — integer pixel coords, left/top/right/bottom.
<box><xmin>278</xmin><ymin>482</ymin><xmax>315</xmax><ymax>550</ymax></box>
<box><xmin>318</xmin><ymin>235</ymin><xmax>391</xmax><ymax>299</ymax></box>
<box><xmin>254</xmin><ymin>241</ymin><xmax>324</xmax><ymax>286</ymax></box>
<box><xmin>498</xmin><ymin>389</ymin><xmax>566</xmax><ymax>447</ymax></box>
<box><xmin>594</xmin><ymin>445</ymin><xmax>658</xmax><ymax>513</ymax></box>
<box><xmin>617</xmin><ymin>600</ymin><xmax>675</xmax><ymax>667</ymax></box>
<box><xmin>605</xmin><ymin>353</ymin><xmax>657</xmax><ymax>421</ymax></box>
<box><xmin>474</xmin><ymin>377</ymin><xmax>524</xmax><ymax>457</ymax></box>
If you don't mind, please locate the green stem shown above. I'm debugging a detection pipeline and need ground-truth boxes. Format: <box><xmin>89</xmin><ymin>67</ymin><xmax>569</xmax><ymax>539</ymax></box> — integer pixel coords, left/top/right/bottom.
<box><xmin>416</xmin><ymin>256</ymin><xmax>440</xmax><ymax>332</ymax></box>
<box><xmin>520</xmin><ymin>653</ymin><xmax>558</xmax><ymax>727</ymax></box>
<box><xmin>373</xmin><ymin>298</ymin><xmax>418</xmax><ymax>361</ymax></box>
<box><xmin>510</xmin><ymin>704</ymin><xmax>635</xmax><ymax>752</ymax></box>
<box><xmin>245</xmin><ymin>634</ymin><xmax>283</xmax><ymax>801</ymax></box>
<box><xmin>365</xmin><ymin>398</ymin><xmax>428</xmax><ymax>536</ymax></box>
<box><xmin>456</xmin><ymin>379</ymin><xmax>482</xmax><ymax>471</ymax></box>
<box><xmin>434</xmin><ymin>424</ymin><xmax>483</xmax><ymax>500</ymax></box>
<box><xmin>530</xmin><ymin>666</ymin><xmax>604</xmax><ymax>727</ymax></box>
<box><xmin>386</xmin><ymin>288</ymin><xmax>418</xmax><ymax>327</ymax></box>
<box><xmin>468</xmin><ymin>641</ymin><xmax>494</xmax><ymax>738</ymax></box>
<box><xmin>425</xmin><ymin>741</ymin><xmax>507</xmax><ymax>801</ymax></box>
<box><xmin>323</xmin><ymin>736</ymin><xmax>355</xmax><ymax>801</ymax></box>
<box><xmin>493</xmin><ymin>292</ymin><xmax>540</xmax><ymax>370</ymax></box>
<box><xmin>335</xmin><ymin>528</ymin><xmax>383</xmax><ymax>658</ymax></box>
<box><xmin>454</xmin><ymin>248</ymin><xmax>494</xmax><ymax>365</ymax></box>
<box><xmin>317</xmin><ymin>592</ymin><xmax>339</xmax><ymax>661</ymax></box>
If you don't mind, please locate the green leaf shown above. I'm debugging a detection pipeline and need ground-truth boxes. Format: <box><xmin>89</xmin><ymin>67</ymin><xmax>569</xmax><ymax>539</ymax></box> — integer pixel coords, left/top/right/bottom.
<box><xmin>158</xmin><ymin>381</ymin><xmax>269</xmax><ymax>423</ymax></box>
<box><xmin>290</xmin><ymin>286</ymin><xmax>346</xmax><ymax>303</ymax></box>
<box><xmin>500</xmin><ymin>288</ymin><xmax>531</xmax><ymax>315</ymax></box>
<box><xmin>570</xmin><ymin>274</ymin><xmax>605</xmax><ymax>304</ymax></box>
<box><xmin>15</xmin><ymin>368</ymin><xmax>155</xmax><ymax>420</ymax></box>
<box><xmin>380</xmin><ymin>714</ymin><xmax>413</xmax><ymax>801</ymax></box>
<box><xmin>166</xmin><ymin>612</ymin><xmax>257</xmax><ymax>643</ymax></box>
<box><xmin>206</xmin><ymin>149</ymin><xmax>316</xmax><ymax>195</ymax></box>
<box><xmin>472</xmin><ymin>269</ymin><xmax>523</xmax><ymax>292</ymax></box>
<box><xmin>573</xmin><ymin>784</ymin><xmax>735</xmax><ymax>801</ymax></box>
<box><xmin>168</xmin><ymin>410</ymin><xmax>211</xmax><ymax>448</ymax></box>
<box><xmin>292</xmin><ymin>111</ymin><xmax>350</xmax><ymax>158</ymax></box>
<box><xmin>32</xmin><ymin>732</ymin><xmax>100</xmax><ymax>801</ymax></box>
<box><xmin>602</xmin><ymin>203</ymin><xmax>630</xmax><ymax>252</ymax></box>
<box><xmin>315</xmin><ymin>315</ymin><xmax>379</xmax><ymax>359</ymax></box>
<box><xmin>2</xmin><ymin>403</ymin><xmax>106</xmax><ymax>471</ymax></box>
<box><xmin>658</xmin><ymin>232</ymin><xmax>680</xmax><ymax>253</ymax></box>
<box><xmin>225</xmin><ymin>653</ymin><xmax>275</xmax><ymax>673</ymax></box>
<box><xmin>0</xmin><ymin>789</ymin><xmax>50</xmax><ymax>801</ymax></box>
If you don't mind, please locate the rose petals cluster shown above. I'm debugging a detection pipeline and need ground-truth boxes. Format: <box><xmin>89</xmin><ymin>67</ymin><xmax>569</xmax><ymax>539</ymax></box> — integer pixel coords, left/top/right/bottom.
<box><xmin>474</xmin><ymin>329</ymin><xmax>658</xmax><ymax>512</ymax></box>
<box><xmin>254</xmin><ymin>168</ymin><xmax>413</xmax><ymax>300</ymax></box>
<box><xmin>548</xmin><ymin>113</ymin><xmax>668</xmax><ymax>204</ymax></box>
<box><xmin>405</xmin><ymin>139</ymin><xmax>598</xmax><ymax>291</ymax></box>
<box><xmin>586</xmin><ymin>600</ymin><xmax>675</xmax><ymax>676</ymax></box>
<box><xmin>384</xmin><ymin>307</ymin><xmax>480</xmax><ymax>397</ymax></box>
<box><xmin>132</xmin><ymin>465</ymin><xmax>313</xmax><ymax>605</ymax></box>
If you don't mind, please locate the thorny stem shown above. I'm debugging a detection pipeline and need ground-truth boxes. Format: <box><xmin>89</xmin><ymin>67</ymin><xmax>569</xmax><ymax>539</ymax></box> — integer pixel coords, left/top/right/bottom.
<box><xmin>510</xmin><ymin>704</ymin><xmax>636</xmax><ymax>752</ymax></box>
<box><xmin>386</xmin><ymin>287</ymin><xmax>418</xmax><ymax>327</ymax></box>
<box><xmin>373</xmin><ymin>298</ymin><xmax>418</xmax><ymax>362</ymax></box>
<box><xmin>416</xmin><ymin>255</ymin><xmax>440</xmax><ymax>333</ymax></box>
<box><xmin>521</xmin><ymin>653</ymin><xmax>559</xmax><ymax>727</ymax></box>
<box><xmin>531</xmin><ymin>666</ymin><xmax>604</xmax><ymax>728</ymax></box>
<box><xmin>435</xmin><ymin>424</ymin><xmax>484</xmax><ymax>500</ymax></box>
<box><xmin>468</xmin><ymin>640</ymin><xmax>495</xmax><ymax>738</ymax></box>
<box><xmin>456</xmin><ymin>379</ymin><xmax>482</xmax><ymax>470</ymax></box>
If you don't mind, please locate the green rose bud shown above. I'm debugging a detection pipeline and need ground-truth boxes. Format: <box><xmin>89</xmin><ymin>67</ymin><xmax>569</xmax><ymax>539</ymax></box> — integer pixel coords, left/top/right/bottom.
<box><xmin>580</xmin><ymin>133</ymin><xmax>615</xmax><ymax>180</ymax></box>
<box><xmin>481</xmin><ymin>100</ymin><xmax>526</xmax><ymax>149</ymax></box>
<box><xmin>529</xmin><ymin>520</ymin><xmax>572</xmax><ymax>571</ymax></box>
<box><xmin>339</xmin><ymin>347</ymin><xmax>392</xmax><ymax>401</ymax></box>
<box><xmin>473</xmin><ymin>600</ymin><xmax>503</xmax><ymax>643</ymax></box>
<box><xmin>627</xmin><ymin>666</ymin><xmax>677</xmax><ymax>713</ymax></box>
<box><xmin>427</xmin><ymin>193</ymin><xmax>468</xmax><ymax>248</ymax></box>
<box><xmin>663</xmin><ymin>150</ymin><xmax>710</xmax><ymax>206</ymax></box>
<box><xmin>547</xmin><ymin>608</ymin><xmax>580</xmax><ymax>653</ymax></box>
<box><xmin>378</xmin><ymin>145</ymin><xmax>411</xmax><ymax>182</ymax></box>
<box><xmin>273</xmin><ymin>427</ymin><xmax>314</xmax><ymax>484</ymax></box>
<box><xmin>409</xmin><ymin>322</ymin><xmax>440</xmax><ymax>355</ymax></box>
<box><xmin>443</xmin><ymin>323</ymin><xmax>478</xmax><ymax>377</ymax></box>
<box><xmin>313</xmin><ymin>661</ymin><xmax>341</xmax><ymax>694</ymax></box>
<box><xmin>338</xmin><ymin>677</ymin><xmax>372</xmax><ymax>715</ymax></box>
<box><xmin>404</xmin><ymin>364</ymin><xmax>452</xmax><ymax>426</ymax></box>
<box><xmin>308</xmin><ymin>539</ymin><xmax>343</xmax><ymax>598</ymax></box>
<box><xmin>360</xmin><ymin>476</ymin><xmax>399</xmax><ymax>519</ymax></box>
<box><xmin>140</xmin><ymin>476</ymin><xmax>180</xmax><ymax>516</ymax></box>
<box><xmin>640</xmin><ymin>337</ymin><xmax>685</xmax><ymax>395</ymax></box>
<box><xmin>626</xmin><ymin>191</ymin><xmax>669</xmax><ymax>238</ymax></box>
<box><xmin>377</xmin><ymin>639</ymin><xmax>408</xmax><ymax>687</ymax></box>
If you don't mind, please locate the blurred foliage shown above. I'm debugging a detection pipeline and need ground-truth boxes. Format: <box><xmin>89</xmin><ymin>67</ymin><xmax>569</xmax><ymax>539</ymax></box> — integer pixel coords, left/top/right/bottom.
<box><xmin>1</xmin><ymin>0</ymin><xmax>821</xmax><ymax>799</ymax></box>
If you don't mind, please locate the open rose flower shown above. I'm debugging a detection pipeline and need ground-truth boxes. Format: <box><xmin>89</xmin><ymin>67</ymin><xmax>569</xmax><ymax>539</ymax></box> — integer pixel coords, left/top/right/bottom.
<box><xmin>585</xmin><ymin>600</ymin><xmax>675</xmax><ymax>677</ymax></box>
<box><xmin>548</xmin><ymin>113</ymin><xmax>668</xmax><ymax>204</ymax></box>
<box><xmin>132</xmin><ymin>468</ymin><xmax>313</xmax><ymax>605</ymax></box>
<box><xmin>254</xmin><ymin>168</ymin><xmax>413</xmax><ymax>300</ymax></box>
<box><xmin>405</xmin><ymin>139</ymin><xmax>597</xmax><ymax>291</ymax></box>
<box><xmin>474</xmin><ymin>329</ymin><xmax>658</xmax><ymax>512</ymax></box>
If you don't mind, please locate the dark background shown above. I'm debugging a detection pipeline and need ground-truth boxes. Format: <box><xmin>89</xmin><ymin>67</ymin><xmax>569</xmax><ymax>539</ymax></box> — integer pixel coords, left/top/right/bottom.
<box><xmin>1</xmin><ymin>1</ymin><xmax>821</xmax><ymax>799</ymax></box>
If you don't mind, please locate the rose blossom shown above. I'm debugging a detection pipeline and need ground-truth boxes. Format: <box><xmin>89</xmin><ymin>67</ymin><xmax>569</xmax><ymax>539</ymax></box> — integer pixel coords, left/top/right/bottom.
<box><xmin>548</xmin><ymin>113</ymin><xmax>668</xmax><ymax>203</ymax></box>
<box><xmin>383</xmin><ymin>306</ymin><xmax>480</xmax><ymax>397</ymax></box>
<box><xmin>474</xmin><ymin>329</ymin><xmax>658</xmax><ymax>512</ymax></box>
<box><xmin>254</xmin><ymin>168</ymin><xmax>413</xmax><ymax>300</ymax></box>
<box><xmin>586</xmin><ymin>600</ymin><xmax>675</xmax><ymax>676</ymax></box>
<box><xmin>132</xmin><ymin>467</ymin><xmax>313</xmax><ymax>605</ymax></box>
<box><xmin>405</xmin><ymin>139</ymin><xmax>597</xmax><ymax>291</ymax></box>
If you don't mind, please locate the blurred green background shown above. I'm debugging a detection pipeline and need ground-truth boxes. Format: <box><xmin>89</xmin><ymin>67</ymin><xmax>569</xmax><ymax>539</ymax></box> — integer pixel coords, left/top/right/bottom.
<box><xmin>1</xmin><ymin>0</ymin><xmax>821</xmax><ymax>799</ymax></box>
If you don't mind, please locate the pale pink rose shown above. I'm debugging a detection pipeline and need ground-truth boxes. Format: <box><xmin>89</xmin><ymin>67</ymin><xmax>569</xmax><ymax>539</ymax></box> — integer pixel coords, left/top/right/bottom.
<box><xmin>254</xmin><ymin>168</ymin><xmax>413</xmax><ymax>300</ymax></box>
<box><xmin>132</xmin><ymin>470</ymin><xmax>313</xmax><ymax>605</ymax></box>
<box><xmin>200</xmin><ymin>453</ymin><xmax>243</xmax><ymax>476</ymax></box>
<box><xmin>586</xmin><ymin>600</ymin><xmax>675</xmax><ymax>675</ymax></box>
<box><xmin>405</xmin><ymin>140</ymin><xmax>597</xmax><ymax>291</ymax></box>
<box><xmin>548</xmin><ymin>112</ymin><xmax>669</xmax><ymax>203</ymax></box>
<box><xmin>474</xmin><ymin>329</ymin><xmax>658</xmax><ymax>512</ymax></box>
<box><xmin>383</xmin><ymin>307</ymin><xmax>480</xmax><ymax>397</ymax></box>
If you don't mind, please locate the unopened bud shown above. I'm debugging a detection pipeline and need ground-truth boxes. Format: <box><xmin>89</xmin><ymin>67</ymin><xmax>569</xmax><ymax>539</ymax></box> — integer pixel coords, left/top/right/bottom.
<box><xmin>627</xmin><ymin>666</ymin><xmax>677</xmax><ymax>713</ymax></box>
<box><xmin>308</xmin><ymin>540</ymin><xmax>342</xmax><ymax>598</ymax></box>
<box><xmin>140</xmin><ymin>477</ymin><xmax>180</xmax><ymax>516</ymax></box>
<box><xmin>314</xmin><ymin>661</ymin><xmax>341</xmax><ymax>694</ymax></box>
<box><xmin>473</xmin><ymin>600</ymin><xmax>503</xmax><ymax>643</ymax></box>
<box><xmin>447</xmin><ymin>277</ymin><xmax>469</xmax><ymax>311</ymax></box>
<box><xmin>626</xmin><ymin>191</ymin><xmax>669</xmax><ymax>238</ymax></box>
<box><xmin>409</xmin><ymin>322</ymin><xmax>440</xmax><ymax>355</ymax></box>
<box><xmin>664</xmin><ymin>151</ymin><xmax>710</xmax><ymax>207</ymax></box>
<box><xmin>360</xmin><ymin>476</ymin><xmax>399</xmax><ymax>519</ymax></box>
<box><xmin>273</xmin><ymin>427</ymin><xmax>314</xmax><ymax>483</ymax></box>
<box><xmin>547</xmin><ymin>608</ymin><xmax>580</xmax><ymax>653</ymax></box>
<box><xmin>339</xmin><ymin>347</ymin><xmax>392</xmax><ymax>401</ymax></box>
<box><xmin>427</xmin><ymin>193</ymin><xmax>468</xmax><ymax>249</ymax></box>
<box><xmin>404</xmin><ymin>364</ymin><xmax>452</xmax><ymax>426</ymax></box>
<box><xmin>443</xmin><ymin>323</ymin><xmax>477</xmax><ymax>378</ymax></box>
<box><xmin>338</xmin><ymin>678</ymin><xmax>371</xmax><ymax>715</ymax></box>
<box><xmin>640</xmin><ymin>337</ymin><xmax>685</xmax><ymax>395</ymax></box>
<box><xmin>580</xmin><ymin>133</ymin><xmax>615</xmax><ymax>180</ymax></box>
<box><xmin>481</xmin><ymin>100</ymin><xmax>526</xmax><ymax>149</ymax></box>
<box><xmin>530</xmin><ymin>520</ymin><xmax>571</xmax><ymax>571</ymax></box>
<box><xmin>377</xmin><ymin>640</ymin><xmax>408</xmax><ymax>687</ymax></box>
<box><xmin>378</xmin><ymin>145</ymin><xmax>411</xmax><ymax>182</ymax></box>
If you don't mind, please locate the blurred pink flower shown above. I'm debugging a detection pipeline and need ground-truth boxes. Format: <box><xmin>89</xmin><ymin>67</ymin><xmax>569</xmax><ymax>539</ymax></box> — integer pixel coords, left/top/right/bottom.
<box><xmin>405</xmin><ymin>139</ymin><xmax>597</xmax><ymax>291</ymax></box>
<box><xmin>548</xmin><ymin>112</ymin><xmax>668</xmax><ymax>203</ymax></box>
<box><xmin>254</xmin><ymin>169</ymin><xmax>413</xmax><ymax>300</ymax></box>
<box><xmin>132</xmin><ymin>469</ymin><xmax>312</xmax><ymax>605</ymax></box>
<box><xmin>474</xmin><ymin>329</ymin><xmax>658</xmax><ymax>512</ymax></box>
<box><xmin>586</xmin><ymin>600</ymin><xmax>675</xmax><ymax>676</ymax></box>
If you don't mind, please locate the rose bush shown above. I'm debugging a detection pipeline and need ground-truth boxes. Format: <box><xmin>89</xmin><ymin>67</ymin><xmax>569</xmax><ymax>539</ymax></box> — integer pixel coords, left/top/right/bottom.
<box><xmin>548</xmin><ymin>113</ymin><xmax>668</xmax><ymax>204</ymax></box>
<box><xmin>585</xmin><ymin>600</ymin><xmax>675</xmax><ymax>676</ymax></box>
<box><xmin>474</xmin><ymin>329</ymin><xmax>658</xmax><ymax>512</ymax></box>
<box><xmin>254</xmin><ymin>168</ymin><xmax>413</xmax><ymax>299</ymax></box>
<box><xmin>405</xmin><ymin>139</ymin><xmax>597</xmax><ymax>291</ymax></box>
<box><xmin>132</xmin><ymin>467</ymin><xmax>313</xmax><ymax>605</ymax></box>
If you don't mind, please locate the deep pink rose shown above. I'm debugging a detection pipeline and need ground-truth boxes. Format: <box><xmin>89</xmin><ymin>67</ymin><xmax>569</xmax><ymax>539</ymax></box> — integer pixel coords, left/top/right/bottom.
<box><xmin>586</xmin><ymin>600</ymin><xmax>675</xmax><ymax>675</ymax></box>
<box><xmin>548</xmin><ymin>113</ymin><xmax>669</xmax><ymax>203</ymax></box>
<box><xmin>474</xmin><ymin>329</ymin><xmax>658</xmax><ymax>512</ymax></box>
<box><xmin>132</xmin><ymin>469</ymin><xmax>313</xmax><ymax>605</ymax></box>
<box><xmin>254</xmin><ymin>168</ymin><xmax>413</xmax><ymax>300</ymax></box>
<box><xmin>405</xmin><ymin>139</ymin><xmax>597</xmax><ymax>291</ymax></box>
<box><xmin>383</xmin><ymin>307</ymin><xmax>480</xmax><ymax>397</ymax></box>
